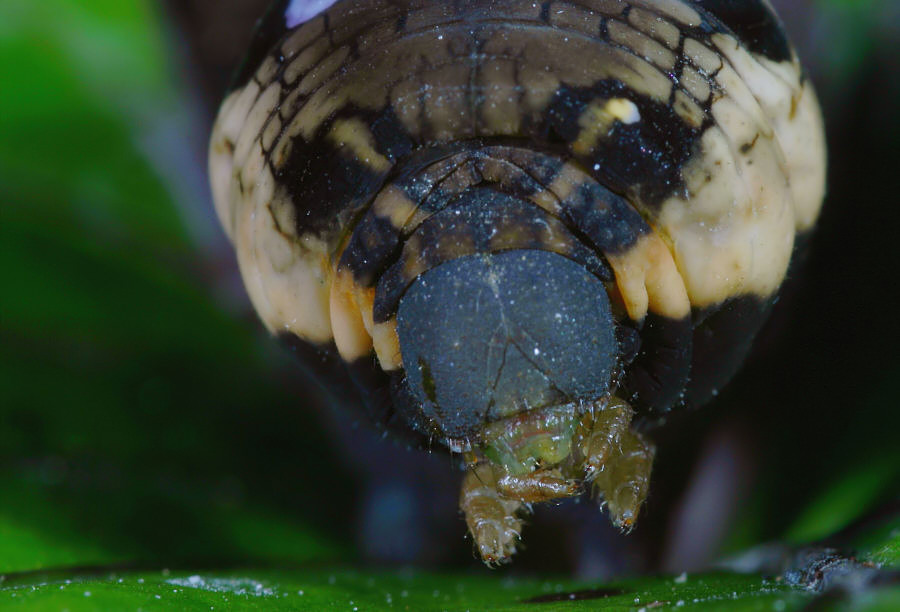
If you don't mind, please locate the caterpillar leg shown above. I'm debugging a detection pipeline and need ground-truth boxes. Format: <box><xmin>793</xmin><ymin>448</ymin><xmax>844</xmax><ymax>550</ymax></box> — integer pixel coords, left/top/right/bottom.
<box><xmin>460</xmin><ymin>463</ymin><xmax>526</xmax><ymax>565</ymax></box>
<box><xmin>579</xmin><ymin>397</ymin><xmax>655</xmax><ymax>531</ymax></box>
<box><xmin>496</xmin><ymin>466</ymin><xmax>581</xmax><ymax>502</ymax></box>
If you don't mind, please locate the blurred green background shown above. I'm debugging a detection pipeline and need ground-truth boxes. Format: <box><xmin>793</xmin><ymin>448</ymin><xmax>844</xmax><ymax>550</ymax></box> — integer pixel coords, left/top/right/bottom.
<box><xmin>0</xmin><ymin>0</ymin><xmax>898</xmax><ymax>609</ymax></box>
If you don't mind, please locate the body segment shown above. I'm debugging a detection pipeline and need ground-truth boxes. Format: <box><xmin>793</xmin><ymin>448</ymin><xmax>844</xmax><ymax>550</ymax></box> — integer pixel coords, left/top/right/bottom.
<box><xmin>210</xmin><ymin>0</ymin><xmax>826</xmax><ymax>564</ymax></box>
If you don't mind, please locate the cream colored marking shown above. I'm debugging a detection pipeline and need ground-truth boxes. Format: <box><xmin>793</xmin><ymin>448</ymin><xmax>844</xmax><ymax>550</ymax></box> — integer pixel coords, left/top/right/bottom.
<box><xmin>351</xmin><ymin>286</ymin><xmax>402</xmax><ymax>371</ymax></box>
<box><xmin>606</xmin><ymin>232</ymin><xmax>691</xmax><ymax>321</ymax></box>
<box><xmin>255</xmin><ymin>55</ymin><xmax>280</xmax><ymax>86</ymax></box>
<box><xmin>261</xmin><ymin>114</ymin><xmax>283</xmax><ymax>152</ymax></box>
<box><xmin>480</xmin><ymin>59</ymin><xmax>522</xmax><ymax>136</ymax></box>
<box><xmin>233</xmin><ymin>175</ymin><xmax>334</xmax><ymax>344</ymax></box>
<box><xmin>607</xmin><ymin>19</ymin><xmax>676</xmax><ymax>71</ymax></box>
<box><xmin>517</xmin><ymin>63</ymin><xmax>561</xmax><ymax>113</ymax></box>
<box><xmin>603</xmin><ymin>46</ymin><xmax>673</xmax><ymax>102</ymax></box>
<box><xmin>210</xmin><ymin>95</ymin><xmax>241</xmax><ymax>239</ymax></box>
<box><xmin>329</xmin><ymin>269</ymin><xmax>373</xmax><ymax>361</ymax></box>
<box><xmin>658</xmin><ymin>120</ymin><xmax>796</xmax><ymax>306</ymax></box>
<box><xmin>713</xmin><ymin>33</ymin><xmax>825</xmax><ymax>232</ymax></box>
<box><xmin>680</xmin><ymin>65</ymin><xmax>710</xmax><ymax>103</ymax></box>
<box><xmin>327</xmin><ymin>118</ymin><xmax>392</xmax><ymax>172</ymax></box>
<box><xmin>391</xmin><ymin>78</ymin><xmax>424</xmax><ymax>137</ymax></box>
<box><xmin>531</xmin><ymin>163</ymin><xmax>582</xmax><ymax>216</ymax></box>
<box><xmin>627</xmin><ymin>7</ymin><xmax>680</xmax><ymax>50</ymax></box>
<box><xmin>631</xmin><ymin>0</ymin><xmax>701</xmax><ymax>27</ymax></box>
<box><xmin>672</xmin><ymin>90</ymin><xmax>704</xmax><ymax>128</ymax></box>
<box><xmin>714</xmin><ymin>64</ymin><xmax>772</xmax><ymax>139</ymax></box>
<box><xmin>296</xmin><ymin>85</ymin><xmax>347</xmax><ymax>140</ymax></box>
<box><xmin>780</xmin><ymin>82</ymin><xmax>826</xmax><ymax>231</ymax></box>
<box><xmin>233</xmin><ymin>82</ymin><xmax>281</xmax><ymax>171</ymax></box>
<box><xmin>297</xmin><ymin>45</ymin><xmax>351</xmax><ymax>95</ymax></box>
<box><xmin>270</xmin><ymin>129</ymin><xmax>295</xmax><ymax>171</ymax></box>
<box><xmin>713</xmin><ymin>34</ymin><xmax>798</xmax><ymax>111</ymax></box>
<box><xmin>278</xmin><ymin>87</ymin><xmax>300</xmax><ymax>125</ymax></box>
<box><xmin>210</xmin><ymin>83</ymin><xmax>262</xmax><ymax>237</ymax></box>
<box><xmin>284</xmin><ymin>37</ymin><xmax>330</xmax><ymax>85</ymax></box>
<box><xmin>373</xmin><ymin>320</ymin><xmax>402</xmax><ymax>371</ymax></box>
<box><xmin>372</xmin><ymin>186</ymin><xmax>426</xmax><ymax>230</ymax></box>
<box><xmin>425</xmin><ymin>65</ymin><xmax>475</xmax><ymax>142</ymax></box>
<box><xmin>281</xmin><ymin>17</ymin><xmax>325</xmax><ymax>58</ymax></box>
<box><xmin>239</xmin><ymin>142</ymin><xmax>270</xmax><ymax>208</ymax></box>
<box><xmin>683</xmin><ymin>38</ymin><xmax>722</xmax><ymax>75</ymax></box>
<box><xmin>571</xmin><ymin>98</ymin><xmax>641</xmax><ymax>156</ymax></box>
<box><xmin>400</xmin><ymin>235</ymin><xmax>425</xmax><ymax>282</ymax></box>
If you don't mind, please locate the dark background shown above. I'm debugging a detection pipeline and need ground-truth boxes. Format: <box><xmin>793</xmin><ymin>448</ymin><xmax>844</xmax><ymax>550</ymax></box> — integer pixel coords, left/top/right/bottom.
<box><xmin>1</xmin><ymin>0</ymin><xmax>897</xmax><ymax>578</ymax></box>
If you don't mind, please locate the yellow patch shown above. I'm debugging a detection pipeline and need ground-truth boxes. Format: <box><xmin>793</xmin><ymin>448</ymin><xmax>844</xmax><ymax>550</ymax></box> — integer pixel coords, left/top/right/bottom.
<box><xmin>327</xmin><ymin>118</ymin><xmax>392</xmax><ymax>172</ymax></box>
<box><xmin>606</xmin><ymin>233</ymin><xmax>691</xmax><ymax>321</ymax></box>
<box><xmin>572</xmin><ymin>98</ymin><xmax>641</xmax><ymax>156</ymax></box>
<box><xmin>330</xmin><ymin>269</ymin><xmax>373</xmax><ymax>362</ymax></box>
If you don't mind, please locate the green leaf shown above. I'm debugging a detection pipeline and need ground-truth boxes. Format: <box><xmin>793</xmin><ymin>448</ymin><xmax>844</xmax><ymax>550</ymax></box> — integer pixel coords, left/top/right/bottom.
<box><xmin>785</xmin><ymin>454</ymin><xmax>899</xmax><ymax>545</ymax></box>
<box><xmin>0</xmin><ymin>0</ymin><xmax>351</xmax><ymax>575</ymax></box>
<box><xmin>1</xmin><ymin>567</ymin><xmax>811</xmax><ymax>612</ymax></box>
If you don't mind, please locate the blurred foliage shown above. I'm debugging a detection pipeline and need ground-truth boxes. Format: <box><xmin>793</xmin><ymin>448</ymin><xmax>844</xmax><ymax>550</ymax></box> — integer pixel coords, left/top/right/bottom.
<box><xmin>0</xmin><ymin>0</ymin><xmax>898</xmax><ymax>610</ymax></box>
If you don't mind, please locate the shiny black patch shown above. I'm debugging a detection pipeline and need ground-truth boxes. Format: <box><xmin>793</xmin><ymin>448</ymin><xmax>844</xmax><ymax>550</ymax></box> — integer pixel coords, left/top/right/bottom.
<box><xmin>541</xmin><ymin>80</ymin><xmax>704</xmax><ymax>207</ymax></box>
<box><xmin>622</xmin><ymin>313</ymin><xmax>692</xmax><ymax>414</ymax></box>
<box><xmin>353</xmin><ymin>104</ymin><xmax>417</xmax><ymax>162</ymax></box>
<box><xmin>694</xmin><ymin>0</ymin><xmax>792</xmax><ymax>63</ymax></box>
<box><xmin>345</xmin><ymin>355</ymin><xmax>428</xmax><ymax>445</ymax></box>
<box><xmin>276</xmin><ymin>120</ymin><xmax>388</xmax><ymax>238</ymax></box>
<box><xmin>685</xmin><ymin>294</ymin><xmax>773</xmax><ymax>407</ymax></box>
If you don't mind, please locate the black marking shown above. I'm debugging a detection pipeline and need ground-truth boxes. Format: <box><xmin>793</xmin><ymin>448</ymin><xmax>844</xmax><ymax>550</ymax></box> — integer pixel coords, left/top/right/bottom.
<box><xmin>541</xmin><ymin>80</ymin><xmax>704</xmax><ymax>207</ymax></box>
<box><xmin>390</xmin><ymin>371</ymin><xmax>443</xmax><ymax>440</ymax></box>
<box><xmin>278</xmin><ymin>123</ymin><xmax>387</xmax><ymax>238</ymax></box>
<box><xmin>340</xmin><ymin>213</ymin><xmax>402</xmax><ymax>287</ymax></box>
<box><xmin>740</xmin><ymin>133</ymin><xmax>760</xmax><ymax>154</ymax></box>
<box><xmin>694</xmin><ymin>0</ymin><xmax>793</xmax><ymax>62</ymax></box>
<box><xmin>278</xmin><ymin>103</ymin><xmax>415</xmax><ymax>238</ymax></box>
<box><xmin>668</xmin><ymin>31</ymin><xmax>688</xmax><ymax>107</ymax></box>
<box><xmin>539</xmin><ymin>1</ymin><xmax>551</xmax><ymax>23</ymax></box>
<box><xmin>356</xmin><ymin>104</ymin><xmax>417</xmax><ymax>162</ymax></box>
<box><xmin>347</xmin><ymin>355</ymin><xmax>430</xmax><ymax>446</ymax></box>
<box><xmin>622</xmin><ymin>312</ymin><xmax>692</xmax><ymax>414</ymax></box>
<box><xmin>561</xmin><ymin>181</ymin><xmax>649</xmax><ymax>255</ymax></box>
<box><xmin>685</xmin><ymin>294</ymin><xmax>773</xmax><ymax>407</ymax></box>
<box><xmin>395</xmin><ymin>11</ymin><xmax>408</xmax><ymax>33</ymax></box>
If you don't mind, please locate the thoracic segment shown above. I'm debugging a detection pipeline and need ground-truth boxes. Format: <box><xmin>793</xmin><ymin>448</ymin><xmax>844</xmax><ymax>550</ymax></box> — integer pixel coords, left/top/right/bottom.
<box><xmin>461</xmin><ymin>397</ymin><xmax>655</xmax><ymax>563</ymax></box>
